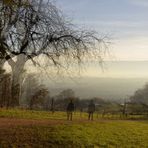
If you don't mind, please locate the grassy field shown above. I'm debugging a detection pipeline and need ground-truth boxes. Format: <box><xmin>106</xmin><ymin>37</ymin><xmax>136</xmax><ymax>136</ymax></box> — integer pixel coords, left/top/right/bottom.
<box><xmin>0</xmin><ymin>109</ymin><xmax>148</xmax><ymax>148</ymax></box>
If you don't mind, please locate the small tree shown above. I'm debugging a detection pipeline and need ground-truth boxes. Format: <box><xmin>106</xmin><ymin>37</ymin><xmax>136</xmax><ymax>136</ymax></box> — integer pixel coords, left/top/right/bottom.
<box><xmin>21</xmin><ymin>74</ymin><xmax>39</xmax><ymax>106</ymax></box>
<box><xmin>129</xmin><ymin>83</ymin><xmax>148</xmax><ymax>115</ymax></box>
<box><xmin>130</xmin><ymin>84</ymin><xmax>148</xmax><ymax>105</ymax></box>
<box><xmin>21</xmin><ymin>74</ymin><xmax>49</xmax><ymax>109</ymax></box>
<box><xmin>29</xmin><ymin>87</ymin><xmax>49</xmax><ymax>110</ymax></box>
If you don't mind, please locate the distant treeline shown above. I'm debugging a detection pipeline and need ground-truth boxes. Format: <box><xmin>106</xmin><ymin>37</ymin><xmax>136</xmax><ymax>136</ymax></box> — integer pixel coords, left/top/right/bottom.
<box><xmin>0</xmin><ymin>70</ymin><xmax>148</xmax><ymax>117</ymax></box>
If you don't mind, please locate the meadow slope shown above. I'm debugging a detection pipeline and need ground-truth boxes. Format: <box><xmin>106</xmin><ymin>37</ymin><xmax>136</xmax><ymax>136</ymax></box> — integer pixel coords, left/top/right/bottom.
<box><xmin>0</xmin><ymin>109</ymin><xmax>148</xmax><ymax>148</ymax></box>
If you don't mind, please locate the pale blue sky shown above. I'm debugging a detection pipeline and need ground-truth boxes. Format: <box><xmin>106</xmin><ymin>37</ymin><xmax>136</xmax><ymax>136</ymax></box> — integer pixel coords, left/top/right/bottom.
<box><xmin>56</xmin><ymin>0</ymin><xmax>148</xmax><ymax>61</ymax></box>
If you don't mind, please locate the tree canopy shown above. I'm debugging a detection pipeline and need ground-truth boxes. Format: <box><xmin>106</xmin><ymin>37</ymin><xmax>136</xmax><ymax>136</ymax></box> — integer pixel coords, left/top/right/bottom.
<box><xmin>0</xmin><ymin>0</ymin><xmax>109</xmax><ymax>107</ymax></box>
<box><xmin>0</xmin><ymin>0</ymin><xmax>107</xmax><ymax>66</ymax></box>
<box><xmin>130</xmin><ymin>84</ymin><xmax>148</xmax><ymax>105</ymax></box>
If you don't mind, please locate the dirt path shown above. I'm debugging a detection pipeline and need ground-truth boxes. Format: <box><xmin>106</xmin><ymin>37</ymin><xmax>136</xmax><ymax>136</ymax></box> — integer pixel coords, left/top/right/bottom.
<box><xmin>0</xmin><ymin>118</ymin><xmax>102</xmax><ymax>128</ymax></box>
<box><xmin>0</xmin><ymin>117</ymin><xmax>143</xmax><ymax>128</ymax></box>
<box><xmin>0</xmin><ymin>118</ymin><xmax>70</xmax><ymax>128</ymax></box>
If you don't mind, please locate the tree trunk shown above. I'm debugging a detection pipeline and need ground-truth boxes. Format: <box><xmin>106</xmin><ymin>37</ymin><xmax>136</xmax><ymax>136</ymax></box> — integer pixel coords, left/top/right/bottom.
<box><xmin>0</xmin><ymin>60</ymin><xmax>9</xmax><ymax>107</ymax></box>
<box><xmin>10</xmin><ymin>78</ymin><xmax>21</xmax><ymax>107</ymax></box>
<box><xmin>1</xmin><ymin>75</ymin><xmax>11</xmax><ymax>108</ymax></box>
<box><xmin>8</xmin><ymin>55</ymin><xmax>26</xmax><ymax>107</ymax></box>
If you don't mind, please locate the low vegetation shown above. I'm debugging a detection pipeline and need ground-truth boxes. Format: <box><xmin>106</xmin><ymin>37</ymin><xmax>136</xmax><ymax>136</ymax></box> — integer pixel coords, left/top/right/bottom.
<box><xmin>0</xmin><ymin>109</ymin><xmax>147</xmax><ymax>148</ymax></box>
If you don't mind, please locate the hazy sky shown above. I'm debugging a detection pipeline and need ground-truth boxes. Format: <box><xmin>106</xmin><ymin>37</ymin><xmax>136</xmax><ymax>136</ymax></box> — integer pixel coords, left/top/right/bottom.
<box><xmin>28</xmin><ymin>1</ymin><xmax>148</xmax><ymax>98</ymax></box>
<box><xmin>5</xmin><ymin>0</ymin><xmax>148</xmax><ymax>80</ymax></box>
<box><xmin>56</xmin><ymin>0</ymin><xmax>148</xmax><ymax>61</ymax></box>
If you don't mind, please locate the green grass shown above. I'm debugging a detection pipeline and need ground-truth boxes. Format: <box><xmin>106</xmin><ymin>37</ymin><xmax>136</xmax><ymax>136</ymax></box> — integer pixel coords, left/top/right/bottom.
<box><xmin>0</xmin><ymin>108</ymin><xmax>147</xmax><ymax>120</ymax></box>
<box><xmin>0</xmin><ymin>108</ymin><xmax>101</xmax><ymax>120</ymax></box>
<box><xmin>0</xmin><ymin>109</ymin><xmax>148</xmax><ymax>148</ymax></box>
<box><xmin>0</xmin><ymin>108</ymin><xmax>67</xmax><ymax>120</ymax></box>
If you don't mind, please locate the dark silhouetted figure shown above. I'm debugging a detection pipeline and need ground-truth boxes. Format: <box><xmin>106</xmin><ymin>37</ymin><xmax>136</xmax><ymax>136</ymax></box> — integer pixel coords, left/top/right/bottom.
<box><xmin>88</xmin><ymin>100</ymin><xmax>95</xmax><ymax>120</ymax></box>
<box><xmin>67</xmin><ymin>100</ymin><xmax>75</xmax><ymax>121</ymax></box>
<box><xmin>80</xmin><ymin>108</ymin><xmax>83</xmax><ymax>118</ymax></box>
<box><xmin>50</xmin><ymin>98</ymin><xmax>55</xmax><ymax>114</ymax></box>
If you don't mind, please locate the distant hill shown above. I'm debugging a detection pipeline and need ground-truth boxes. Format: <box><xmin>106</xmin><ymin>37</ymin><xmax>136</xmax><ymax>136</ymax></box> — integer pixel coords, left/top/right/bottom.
<box><xmin>41</xmin><ymin>61</ymin><xmax>148</xmax><ymax>100</ymax></box>
<box><xmin>45</xmin><ymin>77</ymin><xmax>148</xmax><ymax>101</ymax></box>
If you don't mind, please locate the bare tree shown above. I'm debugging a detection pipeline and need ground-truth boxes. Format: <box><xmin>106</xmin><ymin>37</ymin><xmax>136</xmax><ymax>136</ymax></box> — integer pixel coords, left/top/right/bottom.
<box><xmin>21</xmin><ymin>74</ymin><xmax>39</xmax><ymax>106</ymax></box>
<box><xmin>58</xmin><ymin>89</ymin><xmax>75</xmax><ymax>99</ymax></box>
<box><xmin>130</xmin><ymin>84</ymin><xmax>148</xmax><ymax>105</ymax></box>
<box><xmin>0</xmin><ymin>0</ymin><xmax>108</xmax><ymax>107</ymax></box>
<box><xmin>29</xmin><ymin>87</ymin><xmax>49</xmax><ymax>110</ymax></box>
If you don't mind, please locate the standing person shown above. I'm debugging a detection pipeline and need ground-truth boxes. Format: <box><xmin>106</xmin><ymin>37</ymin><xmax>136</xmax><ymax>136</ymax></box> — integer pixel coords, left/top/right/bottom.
<box><xmin>50</xmin><ymin>97</ymin><xmax>55</xmax><ymax>114</ymax></box>
<box><xmin>66</xmin><ymin>99</ymin><xmax>75</xmax><ymax>121</ymax></box>
<box><xmin>88</xmin><ymin>100</ymin><xmax>95</xmax><ymax>120</ymax></box>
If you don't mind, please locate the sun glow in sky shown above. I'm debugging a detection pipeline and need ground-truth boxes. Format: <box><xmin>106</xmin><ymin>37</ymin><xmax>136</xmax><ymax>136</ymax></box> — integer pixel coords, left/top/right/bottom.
<box><xmin>56</xmin><ymin>0</ymin><xmax>148</xmax><ymax>61</ymax></box>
